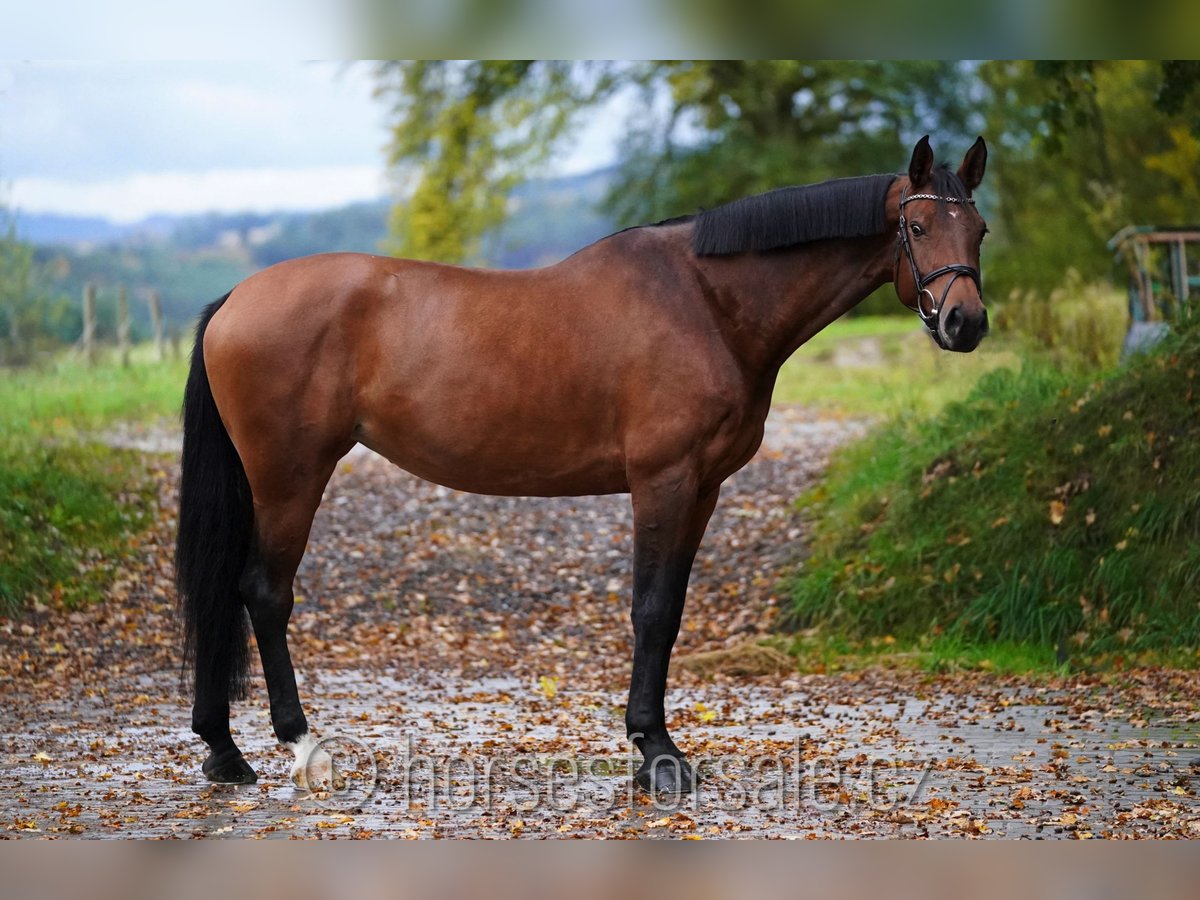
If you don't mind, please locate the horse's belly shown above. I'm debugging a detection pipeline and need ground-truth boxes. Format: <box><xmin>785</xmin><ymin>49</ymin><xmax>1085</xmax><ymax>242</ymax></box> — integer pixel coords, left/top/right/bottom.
<box><xmin>357</xmin><ymin>416</ymin><xmax>629</xmax><ymax>498</ymax></box>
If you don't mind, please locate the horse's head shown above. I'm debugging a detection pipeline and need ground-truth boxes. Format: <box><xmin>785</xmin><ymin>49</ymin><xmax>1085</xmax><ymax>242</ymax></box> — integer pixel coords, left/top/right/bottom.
<box><xmin>894</xmin><ymin>135</ymin><xmax>989</xmax><ymax>352</ymax></box>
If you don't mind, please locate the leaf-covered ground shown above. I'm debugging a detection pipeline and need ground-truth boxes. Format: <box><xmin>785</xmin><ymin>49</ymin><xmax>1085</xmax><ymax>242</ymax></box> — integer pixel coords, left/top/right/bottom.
<box><xmin>1</xmin><ymin>408</ymin><xmax>1196</xmax><ymax>838</ymax></box>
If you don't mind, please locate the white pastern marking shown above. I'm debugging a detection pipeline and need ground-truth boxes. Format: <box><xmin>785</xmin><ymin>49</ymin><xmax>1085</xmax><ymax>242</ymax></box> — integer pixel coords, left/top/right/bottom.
<box><xmin>284</xmin><ymin>733</ymin><xmax>334</xmax><ymax>789</ymax></box>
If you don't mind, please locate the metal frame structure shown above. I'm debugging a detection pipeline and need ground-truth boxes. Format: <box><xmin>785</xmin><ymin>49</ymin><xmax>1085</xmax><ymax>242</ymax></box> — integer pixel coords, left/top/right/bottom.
<box><xmin>1108</xmin><ymin>225</ymin><xmax>1200</xmax><ymax>322</ymax></box>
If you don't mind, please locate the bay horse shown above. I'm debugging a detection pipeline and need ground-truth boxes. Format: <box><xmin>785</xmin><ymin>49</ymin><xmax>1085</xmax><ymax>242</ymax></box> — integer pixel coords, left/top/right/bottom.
<box><xmin>175</xmin><ymin>135</ymin><xmax>989</xmax><ymax>794</ymax></box>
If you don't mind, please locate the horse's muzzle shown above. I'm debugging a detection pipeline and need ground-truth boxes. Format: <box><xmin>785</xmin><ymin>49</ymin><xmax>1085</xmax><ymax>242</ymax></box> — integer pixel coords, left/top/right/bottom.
<box><xmin>940</xmin><ymin>303</ymin><xmax>989</xmax><ymax>352</ymax></box>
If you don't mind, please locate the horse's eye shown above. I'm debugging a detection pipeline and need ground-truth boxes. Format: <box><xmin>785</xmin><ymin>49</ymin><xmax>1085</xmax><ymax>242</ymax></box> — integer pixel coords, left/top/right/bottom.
<box><xmin>910</xmin><ymin>223</ymin><xmax>924</xmax><ymax>236</ymax></box>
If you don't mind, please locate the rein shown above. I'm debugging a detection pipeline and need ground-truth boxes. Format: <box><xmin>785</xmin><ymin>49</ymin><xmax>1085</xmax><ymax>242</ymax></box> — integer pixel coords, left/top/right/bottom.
<box><xmin>895</xmin><ymin>189</ymin><xmax>981</xmax><ymax>346</ymax></box>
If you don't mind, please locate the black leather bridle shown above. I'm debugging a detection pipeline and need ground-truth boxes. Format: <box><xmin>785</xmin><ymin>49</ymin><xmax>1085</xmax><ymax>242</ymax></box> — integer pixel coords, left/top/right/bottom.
<box><xmin>895</xmin><ymin>188</ymin><xmax>982</xmax><ymax>347</ymax></box>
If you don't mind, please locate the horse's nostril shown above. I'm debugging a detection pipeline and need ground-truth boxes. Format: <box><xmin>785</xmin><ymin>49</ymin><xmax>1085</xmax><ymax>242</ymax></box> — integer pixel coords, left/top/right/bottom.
<box><xmin>945</xmin><ymin>306</ymin><xmax>963</xmax><ymax>336</ymax></box>
<box><xmin>980</xmin><ymin>308</ymin><xmax>990</xmax><ymax>336</ymax></box>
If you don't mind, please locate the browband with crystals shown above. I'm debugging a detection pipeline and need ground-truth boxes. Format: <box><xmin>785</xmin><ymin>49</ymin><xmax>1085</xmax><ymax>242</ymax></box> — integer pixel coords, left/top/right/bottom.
<box><xmin>900</xmin><ymin>193</ymin><xmax>976</xmax><ymax>206</ymax></box>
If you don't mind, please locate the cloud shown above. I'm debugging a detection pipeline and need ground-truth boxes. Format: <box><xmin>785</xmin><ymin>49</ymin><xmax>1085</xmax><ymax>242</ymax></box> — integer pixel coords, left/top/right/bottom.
<box><xmin>0</xmin><ymin>61</ymin><xmax>386</xmax><ymax>181</ymax></box>
<box><xmin>0</xmin><ymin>60</ymin><xmax>625</xmax><ymax>220</ymax></box>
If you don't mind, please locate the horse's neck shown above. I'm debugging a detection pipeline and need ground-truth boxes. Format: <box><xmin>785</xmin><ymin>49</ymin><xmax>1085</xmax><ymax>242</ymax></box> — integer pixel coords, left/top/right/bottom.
<box><xmin>694</xmin><ymin>233</ymin><xmax>896</xmax><ymax>382</ymax></box>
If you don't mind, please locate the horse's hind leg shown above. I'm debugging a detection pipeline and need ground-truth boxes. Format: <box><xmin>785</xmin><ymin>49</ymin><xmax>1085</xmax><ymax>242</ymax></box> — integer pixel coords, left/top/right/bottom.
<box><xmin>239</xmin><ymin>452</ymin><xmax>342</xmax><ymax>788</ymax></box>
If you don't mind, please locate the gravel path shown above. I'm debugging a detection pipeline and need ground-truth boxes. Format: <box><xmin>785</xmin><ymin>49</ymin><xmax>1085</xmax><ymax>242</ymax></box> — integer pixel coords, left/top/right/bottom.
<box><xmin>1</xmin><ymin>406</ymin><xmax>1196</xmax><ymax>839</ymax></box>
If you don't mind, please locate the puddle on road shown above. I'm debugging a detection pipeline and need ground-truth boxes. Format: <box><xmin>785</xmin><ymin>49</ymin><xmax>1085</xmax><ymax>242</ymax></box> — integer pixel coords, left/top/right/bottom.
<box><xmin>2</xmin><ymin>671</ymin><xmax>1195</xmax><ymax>838</ymax></box>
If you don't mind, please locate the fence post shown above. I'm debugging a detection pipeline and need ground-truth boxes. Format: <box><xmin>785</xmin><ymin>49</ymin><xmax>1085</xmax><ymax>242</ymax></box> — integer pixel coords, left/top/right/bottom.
<box><xmin>148</xmin><ymin>290</ymin><xmax>165</xmax><ymax>362</ymax></box>
<box><xmin>82</xmin><ymin>282</ymin><xmax>97</xmax><ymax>366</ymax></box>
<box><xmin>117</xmin><ymin>285</ymin><xmax>131</xmax><ymax>368</ymax></box>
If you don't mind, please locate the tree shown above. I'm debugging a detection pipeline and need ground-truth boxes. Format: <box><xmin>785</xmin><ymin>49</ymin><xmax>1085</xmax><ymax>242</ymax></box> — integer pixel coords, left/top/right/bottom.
<box><xmin>0</xmin><ymin>205</ymin><xmax>34</xmax><ymax>362</ymax></box>
<box><xmin>0</xmin><ymin>198</ymin><xmax>76</xmax><ymax>361</ymax></box>
<box><xmin>377</xmin><ymin>61</ymin><xmax>977</xmax><ymax>264</ymax></box>
<box><xmin>978</xmin><ymin>60</ymin><xmax>1200</xmax><ymax>296</ymax></box>
<box><xmin>375</xmin><ymin>61</ymin><xmax>617</xmax><ymax>263</ymax></box>
<box><xmin>601</xmin><ymin>61</ymin><xmax>976</xmax><ymax>226</ymax></box>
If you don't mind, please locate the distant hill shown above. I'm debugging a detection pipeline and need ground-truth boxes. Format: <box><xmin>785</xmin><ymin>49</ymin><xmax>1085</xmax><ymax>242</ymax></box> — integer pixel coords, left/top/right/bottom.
<box><xmin>484</xmin><ymin>167</ymin><xmax>618</xmax><ymax>268</ymax></box>
<box><xmin>21</xmin><ymin>168</ymin><xmax>621</xmax><ymax>336</ymax></box>
<box><xmin>15</xmin><ymin>212</ymin><xmax>140</xmax><ymax>245</ymax></box>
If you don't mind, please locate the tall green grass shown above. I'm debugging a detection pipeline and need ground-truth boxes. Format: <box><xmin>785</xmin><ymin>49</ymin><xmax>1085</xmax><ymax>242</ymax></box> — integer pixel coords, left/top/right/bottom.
<box><xmin>1</xmin><ymin>350</ymin><xmax>188</xmax><ymax>437</ymax></box>
<box><xmin>991</xmin><ymin>274</ymin><xmax>1128</xmax><ymax>372</ymax></box>
<box><xmin>787</xmin><ymin>326</ymin><xmax>1200</xmax><ymax>662</ymax></box>
<box><xmin>0</xmin><ymin>350</ymin><xmax>188</xmax><ymax>613</ymax></box>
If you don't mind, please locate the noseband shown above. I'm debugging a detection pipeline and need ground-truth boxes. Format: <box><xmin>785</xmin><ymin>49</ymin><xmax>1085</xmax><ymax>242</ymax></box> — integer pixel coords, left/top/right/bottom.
<box><xmin>895</xmin><ymin>189</ymin><xmax>981</xmax><ymax>346</ymax></box>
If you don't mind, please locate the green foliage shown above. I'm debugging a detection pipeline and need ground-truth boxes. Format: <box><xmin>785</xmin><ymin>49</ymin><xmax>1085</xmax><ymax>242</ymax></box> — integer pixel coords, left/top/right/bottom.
<box><xmin>1</xmin><ymin>204</ymin><xmax>73</xmax><ymax>363</ymax></box>
<box><xmin>0</xmin><ymin>210</ymin><xmax>33</xmax><ymax>358</ymax></box>
<box><xmin>1155</xmin><ymin>60</ymin><xmax>1200</xmax><ymax>132</ymax></box>
<box><xmin>991</xmin><ymin>274</ymin><xmax>1128</xmax><ymax>371</ymax></box>
<box><xmin>0</xmin><ymin>439</ymin><xmax>153</xmax><ymax>612</ymax></box>
<box><xmin>0</xmin><ymin>353</ymin><xmax>187</xmax><ymax>613</ymax></box>
<box><xmin>602</xmin><ymin>61</ymin><xmax>975</xmax><ymax>227</ymax></box>
<box><xmin>377</xmin><ymin>61</ymin><xmax>615</xmax><ymax>263</ymax></box>
<box><xmin>978</xmin><ymin>61</ymin><xmax>1200</xmax><ymax>302</ymax></box>
<box><xmin>788</xmin><ymin>327</ymin><xmax>1200</xmax><ymax>658</ymax></box>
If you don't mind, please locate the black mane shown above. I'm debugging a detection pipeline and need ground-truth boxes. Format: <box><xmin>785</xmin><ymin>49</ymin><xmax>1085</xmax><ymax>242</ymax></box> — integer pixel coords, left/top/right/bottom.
<box><xmin>691</xmin><ymin>173</ymin><xmax>898</xmax><ymax>256</ymax></box>
<box><xmin>623</xmin><ymin>164</ymin><xmax>971</xmax><ymax>257</ymax></box>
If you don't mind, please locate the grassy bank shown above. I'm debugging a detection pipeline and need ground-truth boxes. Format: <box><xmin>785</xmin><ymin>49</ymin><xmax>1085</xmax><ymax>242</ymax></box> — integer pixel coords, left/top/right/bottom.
<box><xmin>787</xmin><ymin>327</ymin><xmax>1200</xmax><ymax>668</ymax></box>
<box><xmin>0</xmin><ymin>350</ymin><xmax>188</xmax><ymax>613</ymax></box>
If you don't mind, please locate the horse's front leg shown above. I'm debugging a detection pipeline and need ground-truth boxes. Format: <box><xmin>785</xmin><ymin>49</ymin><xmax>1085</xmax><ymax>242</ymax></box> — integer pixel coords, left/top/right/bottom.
<box><xmin>626</xmin><ymin>468</ymin><xmax>719</xmax><ymax>794</ymax></box>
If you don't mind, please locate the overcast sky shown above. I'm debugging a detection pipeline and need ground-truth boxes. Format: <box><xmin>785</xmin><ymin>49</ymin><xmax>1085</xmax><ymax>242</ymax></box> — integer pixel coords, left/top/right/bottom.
<box><xmin>0</xmin><ymin>61</ymin><xmax>622</xmax><ymax>223</ymax></box>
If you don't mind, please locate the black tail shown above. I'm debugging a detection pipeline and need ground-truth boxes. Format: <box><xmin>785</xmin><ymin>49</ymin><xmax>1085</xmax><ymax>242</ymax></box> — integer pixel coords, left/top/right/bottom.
<box><xmin>175</xmin><ymin>293</ymin><xmax>253</xmax><ymax>703</ymax></box>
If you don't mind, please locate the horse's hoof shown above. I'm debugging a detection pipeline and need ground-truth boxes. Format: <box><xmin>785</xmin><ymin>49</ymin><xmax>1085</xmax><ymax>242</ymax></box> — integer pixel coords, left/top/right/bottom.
<box><xmin>287</xmin><ymin>735</ymin><xmax>342</xmax><ymax>791</ymax></box>
<box><xmin>635</xmin><ymin>757</ymin><xmax>696</xmax><ymax>795</ymax></box>
<box><xmin>202</xmin><ymin>750</ymin><xmax>257</xmax><ymax>785</ymax></box>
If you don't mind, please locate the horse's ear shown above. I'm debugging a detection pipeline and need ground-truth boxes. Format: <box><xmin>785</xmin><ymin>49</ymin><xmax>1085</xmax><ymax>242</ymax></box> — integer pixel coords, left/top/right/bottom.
<box><xmin>908</xmin><ymin>135</ymin><xmax>934</xmax><ymax>189</ymax></box>
<box><xmin>957</xmin><ymin>136</ymin><xmax>987</xmax><ymax>194</ymax></box>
